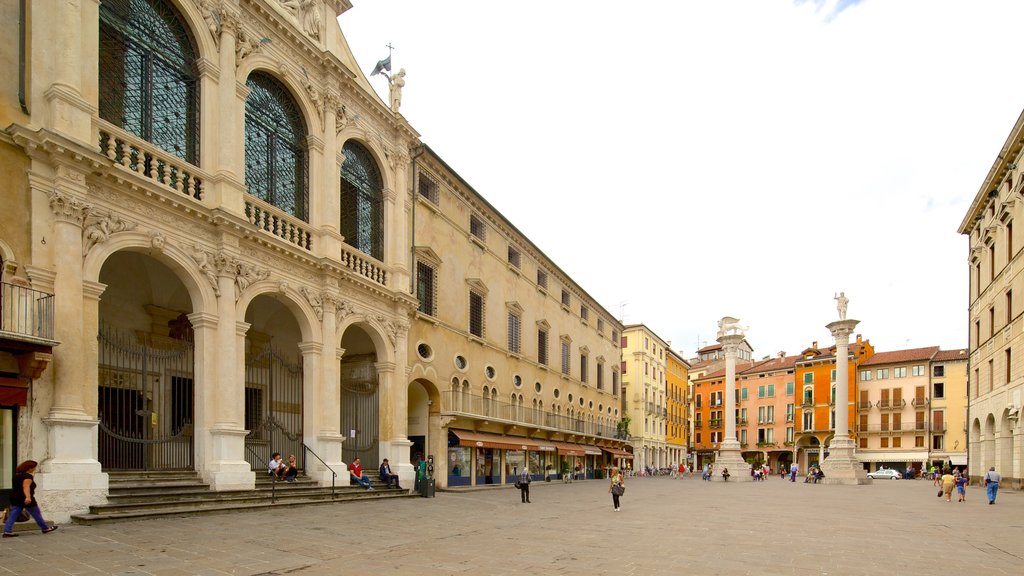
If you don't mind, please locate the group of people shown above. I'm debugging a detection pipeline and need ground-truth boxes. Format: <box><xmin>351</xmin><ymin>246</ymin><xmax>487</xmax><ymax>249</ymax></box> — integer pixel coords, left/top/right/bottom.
<box><xmin>267</xmin><ymin>453</ymin><xmax>300</xmax><ymax>482</ymax></box>
<box><xmin>269</xmin><ymin>453</ymin><xmax>403</xmax><ymax>491</ymax></box>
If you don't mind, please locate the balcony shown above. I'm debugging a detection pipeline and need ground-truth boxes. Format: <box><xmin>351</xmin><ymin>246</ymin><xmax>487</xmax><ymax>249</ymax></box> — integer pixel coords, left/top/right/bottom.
<box><xmin>912</xmin><ymin>397</ymin><xmax>930</xmax><ymax>408</ymax></box>
<box><xmin>801</xmin><ymin>398</ymin><xmax>814</xmax><ymax>407</ymax></box>
<box><xmin>709</xmin><ymin>419</ymin><xmax>723</xmax><ymax>429</ymax></box>
<box><xmin>858</xmin><ymin>400</ymin><xmax>873</xmax><ymax>410</ymax></box>
<box><xmin>440</xmin><ymin>390</ymin><xmax>621</xmax><ymax>439</ymax></box>
<box><xmin>737</xmin><ymin>417</ymin><xmax>748</xmax><ymax>426</ymax></box>
<box><xmin>1</xmin><ymin>282</ymin><xmax>56</xmax><ymax>344</ymax></box>
<box><xmin>876</xmin><ymin>399</ymin><xmax>906</xmax><ymax>411</ymax></box>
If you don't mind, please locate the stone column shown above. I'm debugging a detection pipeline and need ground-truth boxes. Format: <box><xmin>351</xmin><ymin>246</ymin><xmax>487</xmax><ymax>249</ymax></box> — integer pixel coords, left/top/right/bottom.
<box><xmin>821</xmin><ymin>318</ymin><xmax>870</xmax><ymax>484</ymax></box>
<box><xmin>389</xmin><ymin>317</ymin><xmax>414</xmax><ymax>485</ymax></box>
<box><xmin>186</xmin><ymin>312</ymin><xmax>217</xmax><ymax>479</ymax></box>
<box><xmin>713</xmin><ymin>330</ymin><xmax>750</xmax><ymax>481</ymax></box>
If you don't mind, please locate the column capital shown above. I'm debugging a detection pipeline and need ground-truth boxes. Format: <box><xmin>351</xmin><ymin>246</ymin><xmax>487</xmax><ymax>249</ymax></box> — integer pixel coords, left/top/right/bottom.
<box><xmin>235</xmin><ymin>320</ymin><xmax>251</xmax><ymax>337</ymax></box>
<box><xmin>826</xmin><ymin>319</ymin><xmax>860</xmax><ymax>343</ymax></box>
<box><xmin>375</xmin><ymin>361</ymin><xmax>396</xmax><ymax>374</ymax></box>
<box><xmin>298</xmin><ymin>341</ymin><xmax>323</xmax><ymax>355</ymax></box>
<box><xmin>187</xmin><ymin>311</ymin><xmax>219</xmax><ymax>330</ymax></box>
<box><xmin>48</xmin><ymin>189</ymin><xmax>93</xmax><ymax>225</ymax></box>
<box><xmin>336</xmin><ymin>347</ymin><xmax>346</xmax><ymax>360</ymax></box>
<box><xmin>82</xmin><ymin>280</ymin><xmax>107</xmax><ymax>301</ymax></box>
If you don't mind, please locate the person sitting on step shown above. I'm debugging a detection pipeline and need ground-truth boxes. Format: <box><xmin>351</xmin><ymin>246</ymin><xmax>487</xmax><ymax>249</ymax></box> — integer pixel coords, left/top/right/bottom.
<box><xmin>378</xmin><ymin>458</ymin><xmax>402</xmax><ymax>489</ymax></box>
<box><xmin>282</xmin><ymin>454</ymin><xmax>299</xmax><ymax>482</ymax></box>
<box><xmin>268</xmin><ymin>453</ymin><xmax>286</xmax><ymax>481</ymax></box>
<box><xmin>348</xmin><ymin>457</ymin><xmax>374</xmax><ymax>490</ymax></box>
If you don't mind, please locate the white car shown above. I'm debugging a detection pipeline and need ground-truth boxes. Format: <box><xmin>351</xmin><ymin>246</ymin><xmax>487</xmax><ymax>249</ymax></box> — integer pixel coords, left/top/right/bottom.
<box><xmin>867</xmin><ymin>469</ymin><xmax>902</xmax><ymax>480</ymax></box>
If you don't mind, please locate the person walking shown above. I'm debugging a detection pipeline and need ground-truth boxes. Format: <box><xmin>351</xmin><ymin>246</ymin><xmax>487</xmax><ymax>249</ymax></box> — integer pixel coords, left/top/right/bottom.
<box><xmin>790</xmin><ymin>462</ymin><xmax>798</xmax><ymax>482</ymax></box>
<box><xmin>940</xmin><ymin>469</ymin><xmax>956</xmax><ymax>502</ymax></box>
<box><xmin>3</xmin><ymin>460</ymin><xmax>58</xmax><ymax>537</ymax></box>
<box><xmin>609</xmin><ymin>466</ymin><xmax>625</xmax><ymax>511</ymax></box>
<box><xmin>984</xmin><ymin>466</ymin><xmax>1002</xmax><ymax>504</ymax></box>
<box><xmin>517</xmin><ymin>466</ymin><xmax>532</xmax><ymax>503</ymax></box>
<box><xmin>955</xmin><ymin>470</ymin><xmax>968</xmax><ymax>502</ymax></box>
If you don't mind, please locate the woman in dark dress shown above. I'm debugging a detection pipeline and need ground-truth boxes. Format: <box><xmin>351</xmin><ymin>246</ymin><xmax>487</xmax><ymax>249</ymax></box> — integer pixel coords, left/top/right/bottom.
<box><xmin>3</xmin><ymin>460</ymin><xmax>58</xmax><ymax>537</ymax></box>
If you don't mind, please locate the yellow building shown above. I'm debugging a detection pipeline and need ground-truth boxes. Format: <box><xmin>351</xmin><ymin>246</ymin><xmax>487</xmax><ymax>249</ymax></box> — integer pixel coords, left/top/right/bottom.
<box><xmin>930</xmin><ymin>349</ymin><xmax>968</xmax><ymax>471</ymax></box>
<box><xmin>665</xmin><ymin>349</ymin><xmax>689</xmax><ymax>467</ymax></box>
<box><xmin>408</xmin><ymin>147</ymin><xmax>626</xmax><ymax>486</ymax></box>
<box><xmin>621</xmin><ymin>324</ymin><xmax>669</xmax><ymax>471</ymax></box>
<box><xmin>959</xmin><ymin>107</ymin><xmax>1024</xmax><ymax>488</ymax></box>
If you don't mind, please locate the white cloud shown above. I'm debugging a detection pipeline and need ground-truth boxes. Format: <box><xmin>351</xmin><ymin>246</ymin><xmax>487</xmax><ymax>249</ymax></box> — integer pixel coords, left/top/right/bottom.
<box><xmin>339</xmin><ymin>0</ymin><xmax>1024</xmax><ymax>358</ymax></box>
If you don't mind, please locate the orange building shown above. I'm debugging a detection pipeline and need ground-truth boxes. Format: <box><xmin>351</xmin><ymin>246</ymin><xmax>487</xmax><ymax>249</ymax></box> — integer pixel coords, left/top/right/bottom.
<box><xmin>793</xmin><ymin>336</ymin><xmax>874</xmax><ymax>470</ymax></box>
<box><xmin>737</xmin><ymin>353</ymin><xmax>801</xmax><ymax>473</ymax></box>
<box><xmin>691</xmin><ymin>358</ymin><xmax>756</xmax><ymax>469</ymax></box>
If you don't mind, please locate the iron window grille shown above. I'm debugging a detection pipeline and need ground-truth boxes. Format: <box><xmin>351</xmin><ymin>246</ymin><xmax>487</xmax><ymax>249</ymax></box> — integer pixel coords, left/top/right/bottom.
<box><xmin>507</xmin><ymin>312</ymin><xmax>521</xmax><ymax>353</ymax></box>
<box><xmin>470</xmin><ymin>214</ymin><xmax>486</xmax><ymax>240</ymax></box>
<box><xmin>561</xmin><ymin>289</ymin><xmax>570</xmax><ymax>307</ymax></box>
<box><xmin>418</xmin><ymin>172</ymin><xmax>439</xmax><ymax>204</ymax></box>
<box><xmin>244</xmin><ymin>72</ymin><xmax>309</xmax><ymax>221</ymax></box>
<box><xmin>538</xmin><ymin>329</ymin><xmax>548</xmax><ymax>365</ymax></box>
<box><xmin>508</xmin><ymin>246</ymin><xmax>521</xmax><ymax>269</ymax></box>
<box><xmin>469</xmin><ymin>291</ymin><xmax>485</xmax><ymax>337</ymax></box>
<box><xmin>341</xmin><ymin>141</ymin><xmax>384</xmax><ymax>260</ymax></box>
<box><xmin>99</xmin><ymin>0</ymin><xmax>200</xmax><ymax>165</ymax></box>
<box><xmin>416</xmin><ymin>261</ymin><xmax>436</xmax><ymax>316</ymax></box>
<box><xmin>536</xmin><ymin>269</ymin><xmax>548</xmax><ymax>289</ymax></box>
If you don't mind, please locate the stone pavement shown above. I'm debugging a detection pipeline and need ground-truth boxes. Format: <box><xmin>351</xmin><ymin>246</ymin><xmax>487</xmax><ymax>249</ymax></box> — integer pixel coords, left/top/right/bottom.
<box><xmin>0</xmin><ymin>476</ymin><xmax>1021</xmax><ymax>576</ymax></box>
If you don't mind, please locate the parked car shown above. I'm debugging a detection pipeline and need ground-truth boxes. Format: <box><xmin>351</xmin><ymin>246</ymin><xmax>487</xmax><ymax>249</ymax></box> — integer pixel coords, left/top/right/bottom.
<box><xmin>867</xmin><ymin>469</ymin><xmax>903</xmax><ymax>480</ymax></box>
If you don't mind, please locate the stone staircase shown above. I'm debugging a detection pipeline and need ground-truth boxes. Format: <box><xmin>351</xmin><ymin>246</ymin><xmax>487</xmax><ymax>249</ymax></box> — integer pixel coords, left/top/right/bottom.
<box><xmin>71</xmin><ymin>470</ymin><xmax>416</xmax><ymax>525</ymax></box>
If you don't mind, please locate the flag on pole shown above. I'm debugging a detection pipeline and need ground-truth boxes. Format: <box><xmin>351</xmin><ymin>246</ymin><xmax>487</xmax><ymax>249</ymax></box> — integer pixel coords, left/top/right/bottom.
<box><xmin>371</xmin><ymin>55</ymin><xmax>391</xmax><ymax>77</ymax></box>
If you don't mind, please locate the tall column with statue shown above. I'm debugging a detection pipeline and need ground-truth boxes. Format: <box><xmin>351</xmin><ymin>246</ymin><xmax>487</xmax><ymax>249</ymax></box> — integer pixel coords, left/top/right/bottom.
<box><xmin>820</xmin><ymin>292</ymin><xmax>871</xmax><ymax>484</ymax></box>
<box><xmin>712</xmin><ymin>317</ymin><xmax>751</xmax><ymax>481</ymax></box>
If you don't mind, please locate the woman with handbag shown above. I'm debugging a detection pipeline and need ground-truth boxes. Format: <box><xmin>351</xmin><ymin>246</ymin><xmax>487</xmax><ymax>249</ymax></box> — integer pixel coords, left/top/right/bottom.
<box><xmin>608</xmin><ymin>466</ymin><xmax>625</xmax><ymax>511</ymax></box>
<box><xmin>3</xmin><ymin>460</ymin><xmax>58</xmax><ymax>537</ymax></box>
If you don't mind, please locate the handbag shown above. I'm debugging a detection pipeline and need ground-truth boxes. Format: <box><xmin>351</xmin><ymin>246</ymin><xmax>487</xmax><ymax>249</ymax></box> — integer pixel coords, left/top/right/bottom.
<box><xmin>611</xmin><ymin>484</ymin><xmax>624</xmax><ymax>496</ymax></box>
<box><xmin>936</xmin><ymin>489</ymin><xmax>943</xmax><ymax>497</ymax></box>
<box><xmin>2</xmin><ymin>507</ymin><xmax>30</xmax><ymax>523</ymax></box>
<box><xmin>514</xmin><ymin>481</ymin><xmax>521</xmax><ymax>489</ymax></box>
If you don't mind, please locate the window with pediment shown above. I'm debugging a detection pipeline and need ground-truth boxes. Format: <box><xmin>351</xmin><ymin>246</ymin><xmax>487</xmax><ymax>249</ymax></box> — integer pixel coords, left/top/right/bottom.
<box><xmin>244</xmin><ymin>72</ymin><xmax>308</xmax><ymax>220</ymax></box>
<box><xmin>99</xmin><ymin>0</ymin><xmax>199</xmax><ymax>164</ymax></box>
<box><xmin>341</xmin><ymin>141</ymin><xmax>384</xmax><ymax>260</ymax></box>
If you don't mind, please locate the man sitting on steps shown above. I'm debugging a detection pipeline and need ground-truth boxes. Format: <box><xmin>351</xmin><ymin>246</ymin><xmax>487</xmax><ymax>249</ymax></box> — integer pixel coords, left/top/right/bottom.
<box><xmin>379</xmin><ymin>458</ymin><xmax>402</xmax><ymax>489</ymax></box>
<box><xmin>348</xmin><ymin>458</ymin><xmax>374</xmax><ymax>490</ymax></box>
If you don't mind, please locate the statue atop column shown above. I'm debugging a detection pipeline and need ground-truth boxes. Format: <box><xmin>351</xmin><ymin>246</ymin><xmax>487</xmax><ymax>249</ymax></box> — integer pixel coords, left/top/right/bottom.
<box><xmin>717</xmin><ymin>316</ymin><xmax>746</xmax><ymax>339</ymax></box>
<box><xmin>834</xmin><ymin>292</ymin><xmax>849</xmax><ymax>320</ymax></box>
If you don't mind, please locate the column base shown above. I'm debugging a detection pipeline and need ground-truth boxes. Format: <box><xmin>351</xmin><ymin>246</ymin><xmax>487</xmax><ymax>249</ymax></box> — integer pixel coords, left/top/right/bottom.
<box><xmin>819</xmin><ymin>438</ymin><xmax>872</xmax><ymax>485</ymax></box>
<box><xmin>203</xmin><ymin>426</ymin><xmax>254</xmax><ymax>491</ymax></box>
<box><xmin>307</xmin><ymin>433</ymin><xmax>346</xmax><ymax>487</ymax></box>
<box><xmin>385</xmin><ymin>437</ymin><xmax>415</xmax><ymax>489</ymax></box>
<box><xmin>711</xmin><ymin>445</ymin><xmax>752</xmax><ymax>482</ymax></box>
<box><xmin>37</xmin><ymin>417</ymin><xmax>108</xmax><ymax>523</ymax></box>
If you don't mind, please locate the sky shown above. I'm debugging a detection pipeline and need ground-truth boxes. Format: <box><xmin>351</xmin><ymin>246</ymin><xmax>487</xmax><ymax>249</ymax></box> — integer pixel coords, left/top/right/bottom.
<box><xmin>337</xmin><ymin>0</ymin><xmax>1024</xmax><ymax>360</ymax></box>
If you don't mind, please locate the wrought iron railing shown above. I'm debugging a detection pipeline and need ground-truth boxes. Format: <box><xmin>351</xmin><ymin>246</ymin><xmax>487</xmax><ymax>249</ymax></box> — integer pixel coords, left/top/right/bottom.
<box><xmin>247</xmin><ymin>443</ymin><xmax>278</xmax><ymax>503</ymax></box>
<box><xmin>303</xmin><ymin>443</ymin><xmax>337</xmax><ymax>498</ymax></box>
<box><xmin>912</xmin><ymin>397</ymin><xmax>929</xmax><ymax>408</ymax></box>
<box><xmin>441</xmin><ymin>390</ymin><xmax>620</xmax><ymax>439</ymax></box>
<box><xmin>858</xmin><ymin>400</ymin><xmax>873</xmax><ymax>410</ymax></box>
<box><xmin>0</xmin><ymin>282</ymin><xmax>55</xmax><ymax>342</ymax></box>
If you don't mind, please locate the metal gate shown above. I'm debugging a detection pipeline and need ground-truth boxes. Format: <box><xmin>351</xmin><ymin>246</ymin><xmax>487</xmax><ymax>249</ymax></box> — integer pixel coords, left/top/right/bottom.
<box><xmin>97</xmin><ymin>324</ymin><xmax>194</xmax><ymax>471</ymax></box>
<box><xmin>244</xmin><ymin>343</ymin><xmax>304</xmax><ymax>471</ymax></box>
<box><xmin>340</xmin><ymin>354</ymin><xmax>379</xmax><ymax>468</ymax></box>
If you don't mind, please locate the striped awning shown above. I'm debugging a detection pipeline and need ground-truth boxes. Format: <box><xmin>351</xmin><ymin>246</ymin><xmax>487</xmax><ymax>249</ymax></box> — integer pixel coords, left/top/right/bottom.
<box><xmin>450</xmin><ymin>430</ymin><xmax>556</xmax><ymax>452</ymax></box>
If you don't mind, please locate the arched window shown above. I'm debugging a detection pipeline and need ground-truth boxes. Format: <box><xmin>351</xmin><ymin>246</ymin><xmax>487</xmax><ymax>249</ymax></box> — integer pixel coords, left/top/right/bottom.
<box><xmin>99</xmin><ymin>0</ymin><xmax>199</xmax><ymax>163</ymax></box>
<box><xmin>244</xmin><ymin>72</ymin><xmax>308</xmax><ymax>220</ymax></box>
<box><xmin>340</xmin><ymin>141</ymin><xmax>384</xmax><ymax>260</ymax></box>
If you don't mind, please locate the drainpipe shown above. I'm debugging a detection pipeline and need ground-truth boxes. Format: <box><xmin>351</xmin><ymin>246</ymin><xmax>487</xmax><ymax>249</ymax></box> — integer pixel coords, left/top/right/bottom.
<box><xmin>408</xmin><ymin>145</ymin><xmax>426</xmax><ymax>295</ymax></box>
<box><xmin>19</xmin><ymin>0</ymin><xmax>28</xmax><ymax>114</ymax></box>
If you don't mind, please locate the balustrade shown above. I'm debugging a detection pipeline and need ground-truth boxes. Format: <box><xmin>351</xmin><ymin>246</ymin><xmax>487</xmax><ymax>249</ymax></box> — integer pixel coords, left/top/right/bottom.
<box><xmin>98</xmin><ymin>121</ymin><xmax>205</xmax><ymax>202</ymax></box>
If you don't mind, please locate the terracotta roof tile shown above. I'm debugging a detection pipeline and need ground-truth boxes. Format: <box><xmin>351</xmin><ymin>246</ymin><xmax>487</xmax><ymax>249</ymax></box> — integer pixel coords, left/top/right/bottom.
<box><xmin>741</xmin><ymin>355</ymin><xmax>800</xmax><ymax>374</ymax></box>
<box><xmin>933</xmin><ymin>349</ymin><xmax>968</xmax><ymax>362</ymax></box>
<box><xmin>859</xmin><ymin>346</ymin><xmax>940</xmax><ymax>366</ymax></box>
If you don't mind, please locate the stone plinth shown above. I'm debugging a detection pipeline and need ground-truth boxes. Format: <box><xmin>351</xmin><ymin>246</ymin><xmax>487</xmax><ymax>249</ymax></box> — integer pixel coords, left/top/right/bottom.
<box><xmin>820</xmin><ymin>437</ymin><xmax>871</xmax><ymax>485</ymax></box>
<box><xmin>710</xmin><ymin>440</ymin><xmax>752</xmax><ymax>482</ymax></box>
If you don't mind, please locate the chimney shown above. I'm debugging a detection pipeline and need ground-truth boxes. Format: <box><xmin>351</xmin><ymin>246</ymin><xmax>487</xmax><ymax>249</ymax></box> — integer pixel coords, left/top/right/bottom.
<box><xmin>856</xmin><ymin>334</ymin><xmax>862</xmax><ymax>343</ymax></box>
<box><xmin>778</xmin><ymin>351</ymin><xmax>785</xmax><ymax>358</ymax></box>
<box><xmin>812</xmin><ymin>341</ymin><xmax>818</xmax><ymax>349</ymax></box>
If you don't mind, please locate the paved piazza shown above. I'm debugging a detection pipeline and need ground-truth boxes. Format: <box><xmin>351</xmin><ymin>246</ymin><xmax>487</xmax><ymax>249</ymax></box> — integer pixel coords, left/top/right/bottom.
<box><xmin>0</xmin><ymin>477</ymin><xmax>1020</xmax><ymax>576</ymax></box>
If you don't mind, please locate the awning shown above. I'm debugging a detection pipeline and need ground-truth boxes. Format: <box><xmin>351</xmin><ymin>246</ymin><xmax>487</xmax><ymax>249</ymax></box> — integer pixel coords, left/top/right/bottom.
<box><xmin>603</xmin><ymin>446</ymin><xmax>634</xmax><ymax>459</ymax></box>
<box><xmin>856</xmin><ymin>451</ymin><xmax>929</xmax><ymax>463</ymax></box>
<box><xmin>0</xmin><ymin>385</ymin><xmax>28</xmax><ymax>407</ymax></box>
<box><xmin>452</xmin><ymin>430</ymin><xmax>547</xmax><ymax>451</ymax></box>
<box><xmin>553</xmin><ymin>442</ymin><xmax>587</xmax><ymax>456</ymax></box>
<box><xmin>949</xmin><ymin>454</ymin><xmax>968</xmax><ymax>466</ymax></box>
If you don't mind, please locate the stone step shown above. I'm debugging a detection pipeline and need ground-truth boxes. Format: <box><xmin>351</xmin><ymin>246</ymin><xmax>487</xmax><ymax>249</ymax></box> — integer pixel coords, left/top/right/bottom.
<box><xmin>90</xmin><ymin>485</ymin><xmax>409</xmax><ymax>514</ymax></box>
<box><xmin>71</xmin><ymin>492</ymin><xmax>417</xmax><ymax>525</ymax></box>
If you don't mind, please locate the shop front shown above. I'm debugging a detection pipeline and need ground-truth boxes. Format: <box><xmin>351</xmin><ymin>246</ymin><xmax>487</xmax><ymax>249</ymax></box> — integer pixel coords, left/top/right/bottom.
<box><xmin>448</xmin><ymin>429</ymin><xmax>559</xmax><ymax>486</ymax></box>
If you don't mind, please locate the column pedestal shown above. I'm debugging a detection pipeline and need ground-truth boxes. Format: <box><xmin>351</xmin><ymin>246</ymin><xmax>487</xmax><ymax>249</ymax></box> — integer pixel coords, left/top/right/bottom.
<box><xmin>204</xmin><ymin>426</ymin><xmax>254</xmax><ymax>491</ymax></box>
<box><xmin>820</xmin><ymin>437</ymin><xmax>871</xmax><ymax>484</ymax></box>
<box><xmin>307</xmin><ymin>433</ymin><xmax>346</xmax><ymax>487</ymax></box>
<box><xmin>35</xmin><ymin>417</ymin><xmax>108</xmax><ymax>523</ymax></box>
<box><xmin>710</xmin><ymin>440</ymin><xmax>752</xmax><ymax>482</ymax></box>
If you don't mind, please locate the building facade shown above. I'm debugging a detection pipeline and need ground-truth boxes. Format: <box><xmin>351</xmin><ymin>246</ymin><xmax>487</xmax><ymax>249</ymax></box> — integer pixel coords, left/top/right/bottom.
<box><xmin>621</xmin><ymin>325</ymin><xmax>669</xmax><ymax>470</ymax></box>
<box><xmin>407</xmin><ymin>148</ymin><xmax>626</xmax><ymax>486</ymax></box>
<box><xmin>737</xmin><ymin>353</ymin><xmax>799</xmax><ymax>473</ymax></box>
<box><xmin>665</xmin><ymin>348</ymin><xmax>689</xmax><ymax>467</ymax></box>
<box><xmin>0</xmin><ymin>0</ymin><xmax>624</xmax><ymax>520</ymax></box>
<box><xmin>959</xmin><ymin>108</ymin><xmax>1024</xmax><ymax>488</ymax></box>
<box><xmin>930</xmin><ymin>349</ymin><xmax>968</xmax><ymax>471</ymax></box>
<box><xmin>793</xmin><ymin>337</ymin><xmax>874</xmax><ymax>470</ymax></box>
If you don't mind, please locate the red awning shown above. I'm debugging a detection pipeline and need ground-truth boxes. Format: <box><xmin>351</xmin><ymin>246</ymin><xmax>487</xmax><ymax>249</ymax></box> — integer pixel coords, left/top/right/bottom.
<box><xmin>553</xmin><ymin>442</ymin><xmax>586</xmax><ymax>456</ymax></box>
<box><xmin>451</xmin><ymin>430</ymin><xmax>549</xmax><ymax>451</ymax></box>
<box><xmin>602</xmin><ymin>446</ymin><xmax>634</xmax><ymax>459</ymax></box>
<box><xmin>0</xmin><ymin>385</ymin><xmax>28</xmax><ymax>407</ymax></box>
